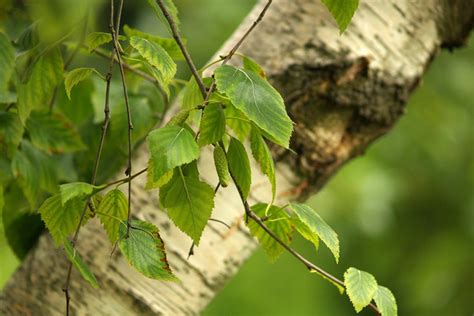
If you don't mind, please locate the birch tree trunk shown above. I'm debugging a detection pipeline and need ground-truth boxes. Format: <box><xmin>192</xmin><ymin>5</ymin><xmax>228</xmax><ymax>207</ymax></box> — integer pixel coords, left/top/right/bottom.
<box><xmin>1</xmin><ymin>0</ymin><xmax>472</xmax><ymax>315</ymax></box>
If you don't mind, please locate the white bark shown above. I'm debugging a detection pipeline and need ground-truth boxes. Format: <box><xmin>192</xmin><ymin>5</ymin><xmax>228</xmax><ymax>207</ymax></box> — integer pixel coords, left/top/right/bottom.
<box><xmin>1</xmin><ymin>0</ymin><xmax>472</xmax><ymax>315</ymax></box>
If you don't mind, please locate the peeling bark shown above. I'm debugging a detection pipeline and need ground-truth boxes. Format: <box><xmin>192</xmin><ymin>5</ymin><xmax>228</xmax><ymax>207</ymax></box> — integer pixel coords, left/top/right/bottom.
<box><xmin>1</xmin><ymin>0</ymin><xmax>472</xmax><ymax>315</ymax></box>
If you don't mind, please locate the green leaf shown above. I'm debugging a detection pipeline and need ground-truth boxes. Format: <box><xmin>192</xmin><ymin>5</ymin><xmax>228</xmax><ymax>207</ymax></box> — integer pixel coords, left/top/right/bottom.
<box><xmin>0</xmin><ymin>185</ymin><xmax>4</xmax><ymax>234</ymax></box>
<box><xmin>12</xmin><ymin>141</ymin><xmax>57</xmax><ymax>208</ymax></box>
<box><xmin>321</xmin><ymin>0</ymin><xmax>359</xmax><ymax>33</ymax></box>
<box><xmin>97</xmin><ymin>189</ymin><xmax>128</xmax><ymax>242</ymax></box>
<box><xmin>160</xmin><ymin>168</ymin><xmax>215</xmax><ymax>244</ymax></box>
<box><xmin>129</xmin><ymin>36</ymin><xmax>176</xmax><ymax>85</ymax></box>
<box><xmin>38</xmin><ymin>194</ymin><xmax>85</xmax><ymax>245</ymax></box>
<box><xmin>59</xmin><ymin>182</ymin><xmax>95</xmax><ymax>206</ymax></box>
<box><xmin>64</xmin><ymin>68</ymin><xmax>97</xmax><ymax>99</ymax></box>
<box><xmin>0</xmin><ymin>32</ymin><xmax>15</xmax><ymax>103</ymax></box>
<box><xmin>289</xmin><ymin>203</ymin><xmax>339</xmax><ymax>262</ymax></box>
<box><xmin>227</xmin><ymin>137</ymin><xmax>251</xmax><ymax>199</ymax></box>
<box><xmin>145</xmin><ymin>160</ymin><xmax>174</xmax><ymax>189</ymax></box>
<box><xmin>215</xmin><ymin>65</ymin><xmax>293</xmax><ymax>148</ymax></box>
<box><xmin>123</xmin><ymin>25</ymin><xmax>184</xmax><ymax>60</ymax></box>
<box><xmin>182</xmin><ymin>77</ymin><xmax>203</xmax><ymax>110</ymax></box>
<box><xmin>374</xmin><ymin>286</ymin><xmax>397</xmax><ymax>316</ymax></box>
<box><xmin>146</xmin><ymin>0</ymin><xmax>180</xmax><ymax>30</ymax></box>
<box><xmin>17</xmin><ymin>48</ymin><xmax>64</xmax><ymax>123</ymax></box>
<box><xmin>344</xmin><ymin>267</ymin><xmax>378</xmax><ymax>313</ymax></box>
<box><xmin>224</xmin><ymin>103</ymin><xmax>251</xmax><ymax>142</ymax></box>
<box><xmin>147</xmin><ymin>125</ymin><xmax>199</xmax><ymax>182</ymax></box>
<box><xmin>248</xmin><ymin>203</ymin><xmax>293</xmax><ymax>262</ymax></box>
<box><xmin>198</xmin><ymin>104</ymin><xmax>225</xmax><ymax>146</ymax></box>
<box><xmin>291</xmin><ymin>217</ymin><xmax>319</xmax><ymax>251</ymax></box>
<box><xmin>250</xmin><ymin>127</ymin><xmax>276</xmax><ymax>200</ymax></box>
<box><xmin>15</xmin><ymin>23</ymin><xmax>39</xmax><ymax>52</ymax></box>
<box><xmin>85</xmin><ymin>32</ymin><xmax>112</xmax><ymax>52</ymax></box>
<box><xmin>119</xmin><ymin>219</ymin><xmax>176</xmax><ymax>280</ymax></box>
<box><xmin>26</xmin><ymin>111</ymin><xmax>86</xmax><ymax>154</ymax></box>
<box><xmin>0</xmin><ymin>111</ymin><xmax>24</xmax><ymax>156</ymax></box>
<box><xmin>242</xmin><ymin>55</ymin><xmax>266</xmax><ymax>78</ymax></box>
<box><xmin>63</xmin><ymin>239</ymin><xmax>99</xmax><ymax>288</ymax></box>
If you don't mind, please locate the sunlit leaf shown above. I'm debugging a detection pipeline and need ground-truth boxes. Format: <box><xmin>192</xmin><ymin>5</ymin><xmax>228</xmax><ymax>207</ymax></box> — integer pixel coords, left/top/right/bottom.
<box><xmin>290</xmin><ymin>203</ymin><xmax>339</xmax><ymax>262</ymax></box>
<box><xmin>59</xmin><ymin>182</ymin><xmax>95</xmax><ymax>205</ymax></box>
<box><xmin>123</xmin><ymin>25</ymin><xmax>183</xmax><ymax>60</ymax></box>
<box><xmin>344</xmin><ymin>267</ymin><xmax>378</xmax><ymax>312</ymax></box>
<box><xmin>97</xmin><ymin>189</ymin><xmax>127</xmax><ymax>242</ymax></box>
<box><xmin>374</xmin><ymin>286</ymin><xmax>398</xmax><ymax>316</ymax></box>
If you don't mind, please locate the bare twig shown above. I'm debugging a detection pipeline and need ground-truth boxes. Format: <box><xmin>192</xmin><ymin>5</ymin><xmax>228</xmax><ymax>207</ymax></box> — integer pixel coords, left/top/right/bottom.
<box><xmin>187</xmin><ymin>217</ymin><xmax>231</xmax><ymax>259</ymax></box>
<box><xmin>110</xmin><ymin>0</ymin><xmax>134</xmax><ymax>237</ymax></box>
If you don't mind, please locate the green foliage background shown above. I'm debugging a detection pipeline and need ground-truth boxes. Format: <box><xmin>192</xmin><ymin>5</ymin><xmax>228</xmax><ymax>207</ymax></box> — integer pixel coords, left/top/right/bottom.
<box><xmin>1</xmin><ymin>1</ymin><xmax>472</xmax><ymax>315</ymax></box>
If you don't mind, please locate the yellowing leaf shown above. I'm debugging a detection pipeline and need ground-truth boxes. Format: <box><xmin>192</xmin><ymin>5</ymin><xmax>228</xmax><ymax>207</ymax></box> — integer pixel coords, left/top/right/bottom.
<box><xmin>344</xmin><ymin>267</ymin><xmax>378</xmax><ymax>313</ymax></box>
<box><xmin>130</xmin><ymin>36</ymin><xmax>176</xmax><ymax>85</ymax></box>
<box><xmin>374</xmin><ymin>286</ymin><xmax>398</xmax><ymax>316</ymax></box>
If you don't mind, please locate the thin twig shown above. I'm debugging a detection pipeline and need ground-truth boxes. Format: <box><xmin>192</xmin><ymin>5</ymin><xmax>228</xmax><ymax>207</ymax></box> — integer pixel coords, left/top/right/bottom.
<box><xmin>62</xmin><ymin>1</ymin><xmax>119</xmax><ymax>314</ymax></box>
<box><xmin>92</xmin><ymin>47</ymin><xmax>170</xmax><ymax>118</ymax></box>
<box><xmin>187</xmin><ymin>217</ymin><xmax>231</xmax><ymax>259</ymax></box>
<box><xmin>158</xmin><ymin>1</ymin><xmax>380</xmax><ymax>313</ymax></box>
<box><xmin>110</xmin><ymin>0</ymin><xmax>134</xmax><ymax>237</ymax></box>
<box><xmin>155</xmin><ymin>0</ymin><xmax>207</xmax><ymax>97</ymax></box>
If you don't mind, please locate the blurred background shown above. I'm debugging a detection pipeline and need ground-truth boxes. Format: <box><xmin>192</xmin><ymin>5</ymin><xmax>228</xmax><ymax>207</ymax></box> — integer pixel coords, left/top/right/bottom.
<box><xmin>1</xmin><ymin>0</ymin><xmax>473</xmax><ymax>315</ymax></box>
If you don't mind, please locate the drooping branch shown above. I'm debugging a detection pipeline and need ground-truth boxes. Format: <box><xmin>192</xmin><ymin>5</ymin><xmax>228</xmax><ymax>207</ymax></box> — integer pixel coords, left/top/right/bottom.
<box><xmin>1</xmin><ymin>1</ymin><xmax>472</xmax><ymax>315</ymax></box>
